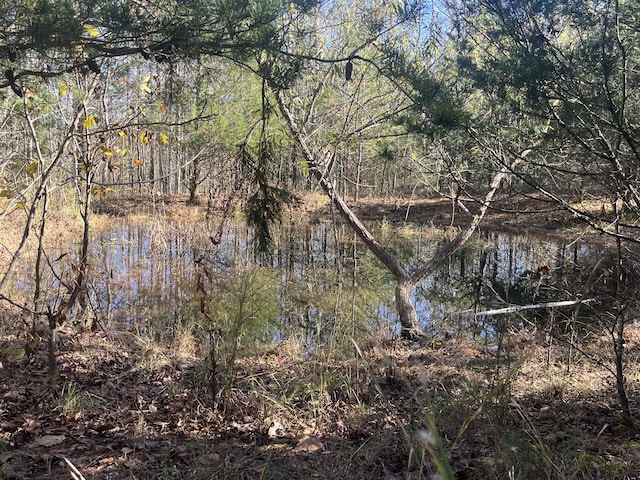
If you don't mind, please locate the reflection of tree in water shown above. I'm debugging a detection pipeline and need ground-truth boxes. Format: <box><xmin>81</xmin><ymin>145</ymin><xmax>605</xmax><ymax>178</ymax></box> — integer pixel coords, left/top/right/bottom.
<box><xmin>86</xmin><ymin>219</ymin><xmax>639</xmax><ymax>346</ymax></box>
<box><xmin>413</xmin><ymin>231</ymin><xmax>635</xmax><ymax>337</ymax></box>
<box><xmin>276</xmin><ymin>222</ymin><xmax>394</xmax><ymax>346</ymax></box>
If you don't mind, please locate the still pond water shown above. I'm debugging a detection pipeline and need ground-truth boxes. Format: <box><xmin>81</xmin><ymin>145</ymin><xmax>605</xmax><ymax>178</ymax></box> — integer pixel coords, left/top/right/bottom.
<box><xmin>58</xmin><ymin>217</ymin><xmax>623</xmax><ymax>343</ymax></box>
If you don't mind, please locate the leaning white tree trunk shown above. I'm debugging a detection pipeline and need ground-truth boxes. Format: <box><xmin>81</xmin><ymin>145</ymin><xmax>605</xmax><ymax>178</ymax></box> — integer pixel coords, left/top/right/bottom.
<box><xmin>274</xmin><ymin>88</ymin><xmax>513</xmax><ymax>340</ymax></box>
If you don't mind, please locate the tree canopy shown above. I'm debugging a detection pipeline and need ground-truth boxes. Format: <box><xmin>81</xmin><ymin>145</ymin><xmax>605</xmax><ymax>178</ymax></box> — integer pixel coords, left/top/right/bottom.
<box><xmin>1</xmin><ymin>0</ymin><xmax>309</xmax><ymax>94</ymax></box>
<box><xmin>453</xmin><ymin>0</ymin><xmax>640</xmax><ymax>231</ymax></box>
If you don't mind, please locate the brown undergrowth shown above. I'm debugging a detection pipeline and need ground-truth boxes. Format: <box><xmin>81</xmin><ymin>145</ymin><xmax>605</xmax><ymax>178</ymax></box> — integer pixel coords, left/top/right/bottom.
<box><xmin>87</xmin><ymin>191</ymin><xmax>614</xmax><ymax>242</ymax></box>
<box><xmin>1</xmin><ymin>319</ymin><xmax>639</xmax><ymax>479</ymax></box>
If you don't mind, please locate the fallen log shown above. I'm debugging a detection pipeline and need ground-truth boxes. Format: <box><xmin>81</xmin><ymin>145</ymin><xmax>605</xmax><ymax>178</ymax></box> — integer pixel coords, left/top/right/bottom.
<box><xmin>467</xmin><ymin>298</ymin><xmax>597</xmax><ymax>317</ymax></box>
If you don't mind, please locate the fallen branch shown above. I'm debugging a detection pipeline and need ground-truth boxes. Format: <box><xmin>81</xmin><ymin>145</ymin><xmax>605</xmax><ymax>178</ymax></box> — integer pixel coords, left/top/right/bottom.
<box><xmin>468</xmin><ymin>298</ymin><xmax>597</xmax><ymax>317</ymax></box>
<box><xmin>64</xmin><ymin>457</ymin><xmax>87</xmax><ymax>480</ymax></box>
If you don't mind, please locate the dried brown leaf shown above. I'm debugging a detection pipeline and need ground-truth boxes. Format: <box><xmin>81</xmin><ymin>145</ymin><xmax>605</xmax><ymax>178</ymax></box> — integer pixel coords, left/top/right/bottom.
<box><xmin>89</xmin><ymin>423</ymin><xmax>116</xmax><ymax>433</ymax></box>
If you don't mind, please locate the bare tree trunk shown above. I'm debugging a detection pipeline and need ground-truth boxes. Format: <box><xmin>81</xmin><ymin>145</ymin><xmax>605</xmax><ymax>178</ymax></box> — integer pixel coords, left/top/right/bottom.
<box><xmin>614</xmin><ymin>309</ymin><xmax>632</xmax><ymax>427</ymax></box>
<box><xmin>33</xmin><ymin>186</ymin><xmax>48</xmax><ymax>331</ymax></box>
<box><xmin>187</xmin><ymin>156</ymin><xmax>201</xmax><ymax>205</ymax></box>
<box><xmin>395</xmin><ymin>280</ymin><xmax>422</xmax><ymax>340</ymax></box>
<box><xmin>273</xmin><ymin>88</ymin><xmax>513</xmax><ymax>340</ymax></box>
<box><xmin>612</xmin><ymin>200</ymin><xmax>633</xmax><ymax>427</ymax></box>
<box><xmin>273</xmin><ymin>89</ymin><xmax>423</xmax><ymax>337</ymax></box>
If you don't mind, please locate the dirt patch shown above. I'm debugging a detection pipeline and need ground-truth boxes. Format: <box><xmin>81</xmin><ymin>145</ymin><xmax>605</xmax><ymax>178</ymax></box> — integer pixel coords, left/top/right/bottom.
<box><xmin>342</xmin><ymin>194</ymin><xmax>595</xmax><ymax>237</ymax></box>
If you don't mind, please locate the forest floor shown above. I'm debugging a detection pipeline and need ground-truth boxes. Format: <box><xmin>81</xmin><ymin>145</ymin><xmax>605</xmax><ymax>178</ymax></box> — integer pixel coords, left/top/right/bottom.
<box><xmin>1</xmin><ymin>192</ymin><xmax>639</xmax><ymax>479</ymax></box>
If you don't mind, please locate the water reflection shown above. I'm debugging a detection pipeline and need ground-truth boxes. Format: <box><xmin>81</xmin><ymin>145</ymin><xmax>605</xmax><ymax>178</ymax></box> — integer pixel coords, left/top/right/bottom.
<box><xmin>25</xmin><ymin>219</ymin><xmax>628</xmax><ymax>341</ymax></box>
<box><xmin>416</xmin><ymin>231</ymin><xmax>627</xmax><ymax>340</ymax></box>
<box><xmin>91</xmin><ymin>221</ymin><xmax>199</xmax><ymax>325</ymax></box>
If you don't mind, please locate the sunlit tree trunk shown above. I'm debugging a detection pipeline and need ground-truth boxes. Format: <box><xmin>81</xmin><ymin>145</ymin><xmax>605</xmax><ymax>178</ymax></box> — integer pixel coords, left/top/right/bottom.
<box><xmin>395</xmin><ymin>280</ymin><xmax>421</xmax><ymax>339</ymax></box>
<box><xmin>274</xmin><ymin>89</ymin><xmax>512</xmax><ymax>340</ymax></box>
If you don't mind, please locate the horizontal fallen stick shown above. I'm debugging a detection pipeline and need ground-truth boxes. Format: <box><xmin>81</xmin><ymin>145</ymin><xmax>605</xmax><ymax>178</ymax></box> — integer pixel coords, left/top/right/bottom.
<box><xmin>466</xmin><ymin>298</ymin><xmax>597</xmax><ymax>317</ymax></box>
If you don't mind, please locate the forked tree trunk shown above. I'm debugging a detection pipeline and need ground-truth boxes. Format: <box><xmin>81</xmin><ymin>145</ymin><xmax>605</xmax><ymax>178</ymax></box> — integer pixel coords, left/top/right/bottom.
<box><xmin>273</xmin><ymin>89</ymin><xmax>513</xmax><ymax>340</ymax></box>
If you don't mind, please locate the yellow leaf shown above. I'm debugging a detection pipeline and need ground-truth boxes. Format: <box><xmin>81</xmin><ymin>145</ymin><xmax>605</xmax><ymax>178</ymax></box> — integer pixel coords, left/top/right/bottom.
<box><xmin>83</xmin><ymin>25</ymin><xmax>100</xmax><ymax>37</ymax></box>
<box><xmin>141</xmin><ymin>75</ymin><xmax>152</xmax><ymax>94</ymax></box>
<box><xmin>159</xmin><ymin>133</ymin><xmax>169</xmax><ymax>144</ymax></box>
<box><xmin>59</xmin><ymin>84</ymin><xmax>67</xmax><ymax>96</ymax></box>
<box><xmin>83</xmin><ymin>115</ymin><xmax>96</xmax><ymax>129</ymax></box>
<box><xmin>99</xmin><ymin>146</ymin><xmax>114</xmax><ymax>156</ymax></box>
<box><xmin>134</xmin><ymin>158</ymin><xmax>144</xmax><ymax>166</ymax></box>
<box><xmin>117</xmin><ymin>130</ymin><xmax>127</xmax><ymax>138</ymax></box>
<box><xmin>5</xmin><ymin>346</ymin><xmax>26</xmax><ymax>362</ymax></box>
<box><xmin>140</xmin><ymin>132</ymin><xmax>149</xmax><ymax>145</ymax></box>
<box><xmin>90</xmin><ymin>185</ymin><xmax>108</xmax><ymax>199</ymax></box>
<box><xmin>115</xmin><ymin>147</ymin><xmax>128</xmax><ymax>157</ymax></box>
<box><xmin>299</xmin><ymin>160</ymin><xmax>308</xmax><ymax>177</ymax></box>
